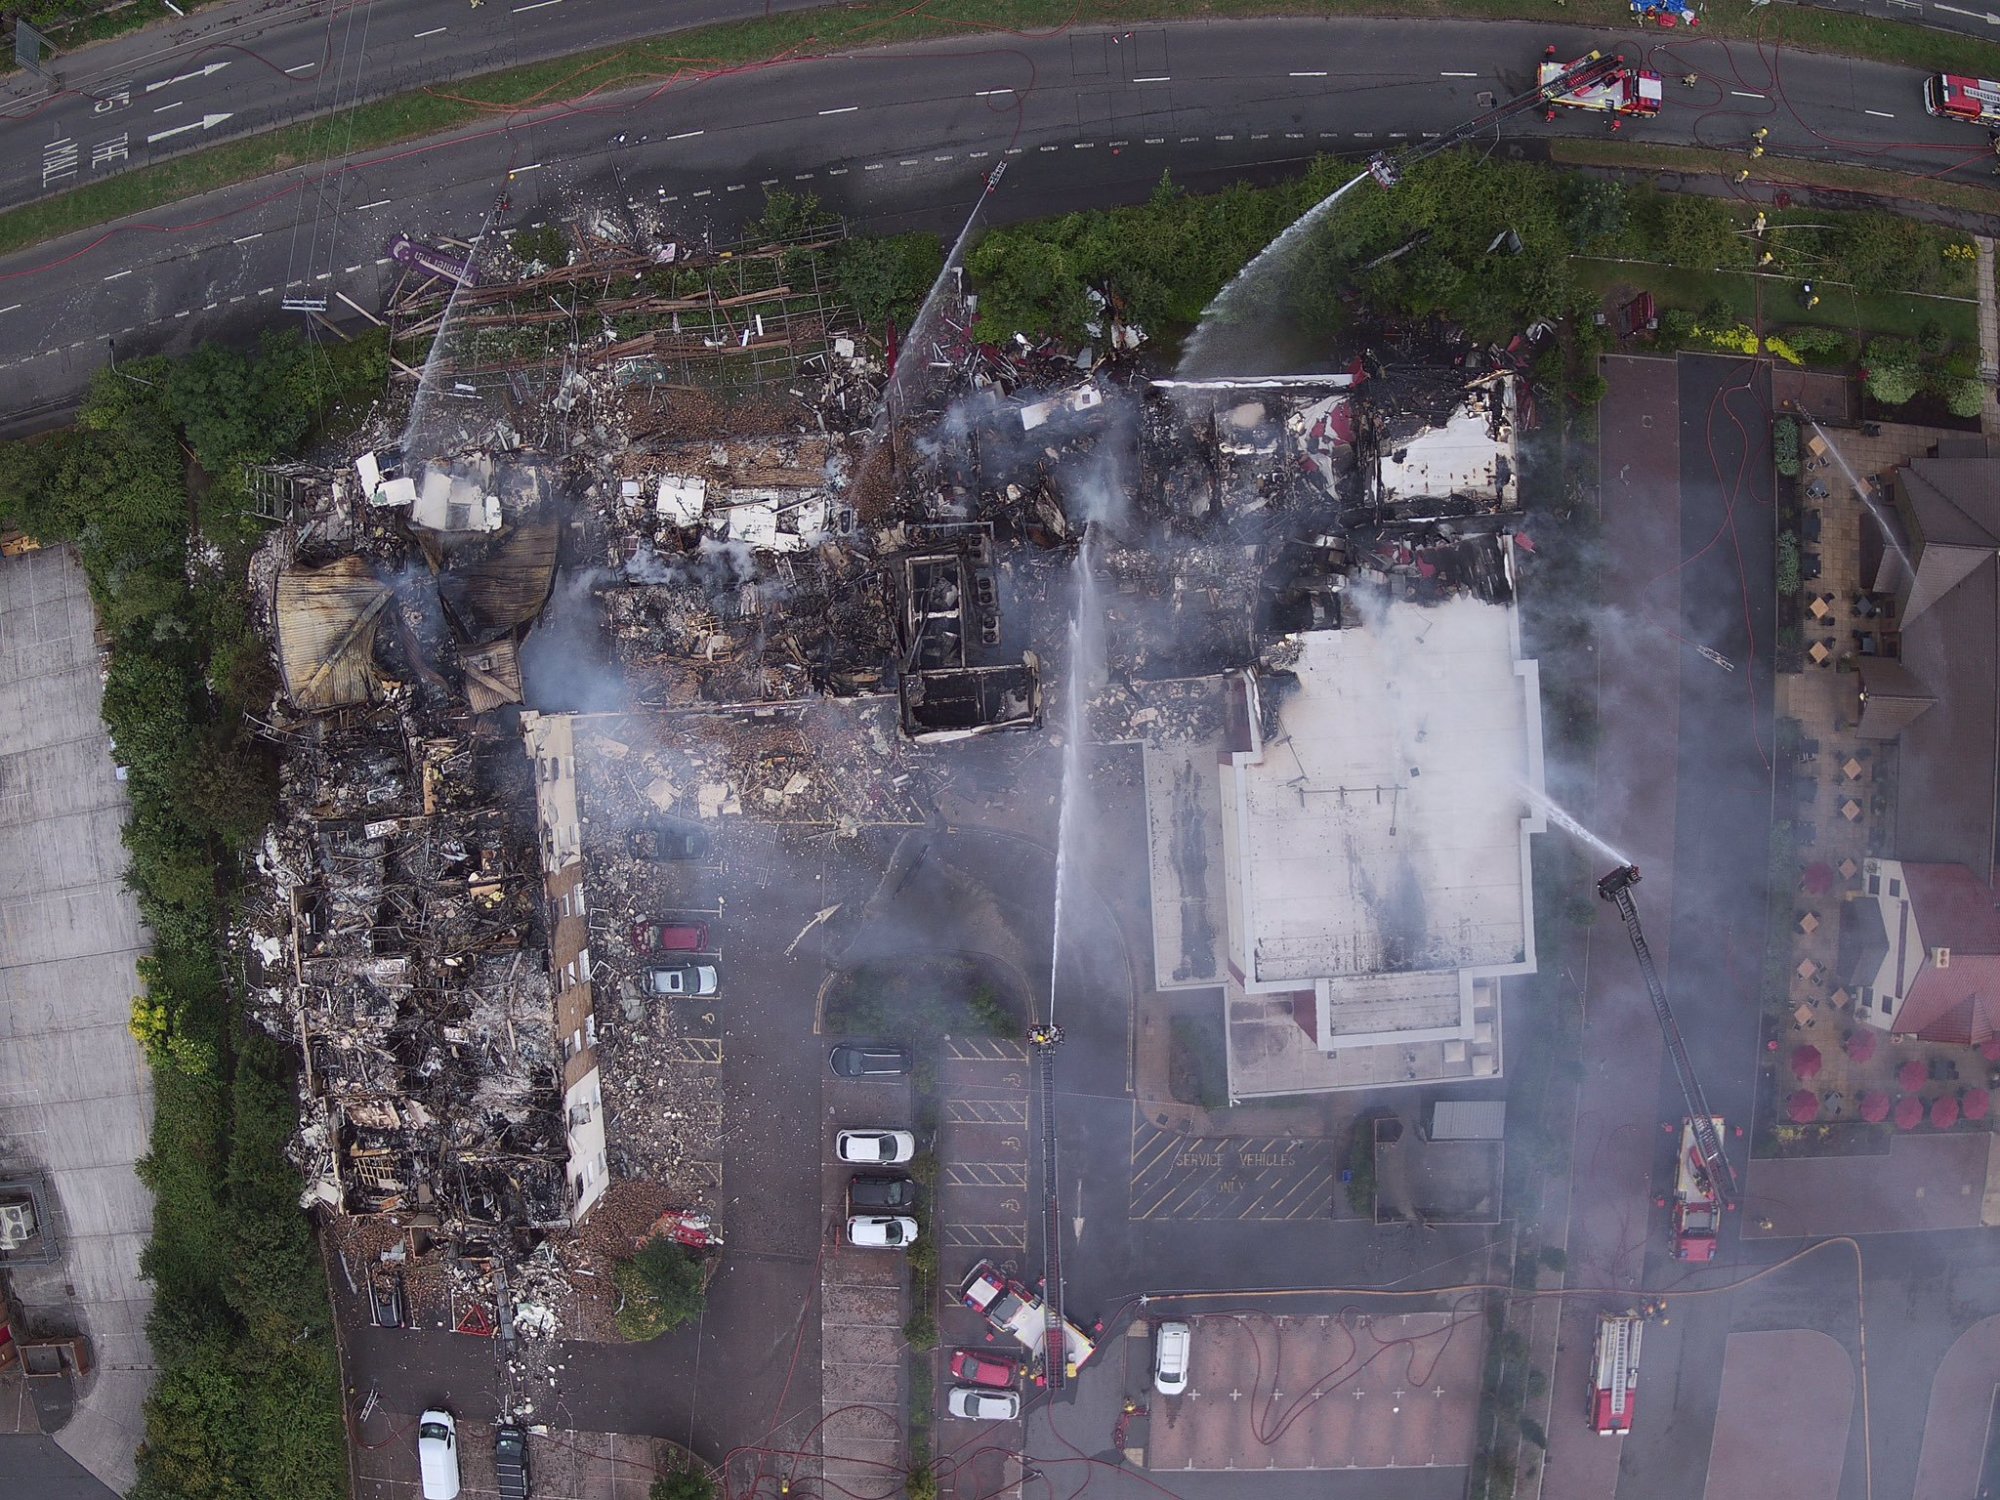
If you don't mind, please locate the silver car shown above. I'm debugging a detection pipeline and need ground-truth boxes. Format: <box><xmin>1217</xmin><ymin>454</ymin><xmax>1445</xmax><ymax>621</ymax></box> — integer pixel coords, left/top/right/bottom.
<box><xmin>644</xmin><ymin>963</ymin><xmax>719</xmax><ymax>997</ymax></box>
<box><xmin>1153</xmin><ymin>1320</ymin><xmax>1192</xmax><ymax>1395</ymax></box>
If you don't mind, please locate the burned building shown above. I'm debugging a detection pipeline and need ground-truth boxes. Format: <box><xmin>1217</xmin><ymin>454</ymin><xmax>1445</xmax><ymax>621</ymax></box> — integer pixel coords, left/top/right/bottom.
<box><xmin>895</xmin><ymin>541</ymin><xmax>1042</xmax><ymax>741</ymax></box>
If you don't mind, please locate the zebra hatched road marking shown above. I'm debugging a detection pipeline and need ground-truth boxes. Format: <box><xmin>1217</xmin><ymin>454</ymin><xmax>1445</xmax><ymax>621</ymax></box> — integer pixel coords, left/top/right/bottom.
<box><xmin>946</xmin><ymin>1097</ymin><xmax>1028</xmax><ymax>1126</ymax></box>
<box><xmin>944</xmin><ymin>1161</ymin><xmax>1029</xmax><ymax>1190</ymax></box>
<box><xmin>945</xmin><ymin>1036</ymin><xmax>1029</xmax><ymax>1064</ymax></box>
<box><xmin>943</xmin><ymin>1222</ymin><xmax>1030</xmax><ymax>1250</ymax></box>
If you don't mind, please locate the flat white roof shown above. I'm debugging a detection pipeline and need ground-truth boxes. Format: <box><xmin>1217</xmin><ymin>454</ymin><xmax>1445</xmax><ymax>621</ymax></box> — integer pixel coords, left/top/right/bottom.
<box><xmin>1379</xmin><ymin>385</ymin><xmax>1516</xmax><ymax>506</ymax></box>
<box><xmin>1225</xmin><ymin>598</ymin><xmax>1543</xmax><ymax>1002</ymax></box>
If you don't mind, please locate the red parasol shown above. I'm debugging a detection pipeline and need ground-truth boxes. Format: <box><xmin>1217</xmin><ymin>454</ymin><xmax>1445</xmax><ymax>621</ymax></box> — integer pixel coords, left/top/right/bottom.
<box><xmin>1859</xmin><ymin>1090</ymin><xmax>1891</xmax><ymax>1123</ymax></box>
<box><xmin>1932</xmin><ymin>1094</ymin><xmax>1961</xmax><ymax>1129</ymax></box>
<box><xmin>1844</xmin><ymin>1029</ymin><xmax>1877</xmax><ymax>1063</ymax></box>
<box><xmin>1899</xmin><ymin>1059</ymin><xmax>1928</xmax><ymax>1092</ymax></box>
<box><xmin>1965</xmin><ymin>1089</ymin><xmax>1990</xmax><ymax>1122</ymax></box>
<box><xmin>1895</xmin><ymin>1095</ymin><xmax>1925</xmax><ymax>1130</ymax></box>
<box><xmin>1786</xmin><ymin>1090</ymin><xmax>1820</xmax><ymax>1124</ymax></box>
<box><xmin>1791</xmin><ymin>1045</ymin><xmax>1823</xmax><ymax>1079</ymax></box>
<box><xmin>1802</xmin><ymin>862</ymin><xmax>1836</xmax><ymax>895</ymax></box>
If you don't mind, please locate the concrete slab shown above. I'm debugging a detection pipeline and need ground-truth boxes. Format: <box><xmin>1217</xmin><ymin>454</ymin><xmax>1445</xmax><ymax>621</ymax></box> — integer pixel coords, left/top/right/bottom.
<box><xmin>0</xmin><ymin>547</ymin><xmax>156</xmax><ymax>1495</ymax></box>
<box><xmin>1913</xmin><ymin>1311</ymin><xmax>2000</xmax><ymax>1499</ymax></box>
<box><xmin>1744</xmin><ymin>1133</ymin><xmax>1989</xmax><ymax>1237</ymax></box>
<box><xmin>1701</xmin><ymin>1330</ymin><xmax>1852</xmax><ymax>1500</ymax></box>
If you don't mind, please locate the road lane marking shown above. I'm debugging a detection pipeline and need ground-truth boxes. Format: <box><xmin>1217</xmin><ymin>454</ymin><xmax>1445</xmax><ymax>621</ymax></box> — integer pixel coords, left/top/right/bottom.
<box><xmin>828</xmin><ymin>167</ymin><xmax>848</xmax><ymax>174</ymax></box>
<box><xmin>819</xmin><ymin>105</ymin><xmax>859</xmax><ymax>115</ymax></box>
<box><xmin>693</xmin><ymin>188</ymin><xmax>712</xmax><ymax>196</ymax></box>
<box><xmin>1865</xmin><ymin>109</ymin><xmax>1896</xmax><ymax>118</ymax></box>
<box><xmin>258</xmin><ymin>287</ymin><xmax>273</xmax><ymax>295</ymax></box>
<box><xmin>358</xmin><ymin>198</ymin><xmax>390</xmax><ymax>209</ymax></box>
<box><xmin>0</xmin><ymin>305</ymin><xmax>18</xmax><ymax>314</ymax></box>
<box><xmin>233</xmin><ymin>232</ymin><xmax>262</xmax><ymax>243</ymax></box>
<box><xmin>344</xmin><ymin>264</ymin><xmax>362</xmax><ymax>273</ymax></box>
<box><xmin>104</xmin><ymin>269</ymin><xmax>131</xmax><ymax>281</ymax></box>
<box><xmin>174</xmin><ymin>309</ymin><xmax>189</xmax><ymax>317</ymax></box>
<box><xmin>285</xmin><ymin>62</ymin><xmax>314</xmax><ymax>74</ymax></box>
<box><xmin>415</xmin><ymin>26</ymin><xmax>446</xmax><ymax>38</ymax></box>
<box><xmin>1290</xmin><ymin>70</ymin><xmax>1326</xmax><ymax>77</ymax></box>
<box><xmin>1441</xmin><ymin>71</ymin><xmax>1479</xmax><ymax>77</ymax></box>
<box><xmin>1132</xmin><ymin>75</ymin><xmax>1170</xmax><ymax>82</ymax></box>
<box><xmin>667</xmin><ymin>129</ymin><xmax>703</xmax><ymax>140</ymax></box>
<box><xmin>512</xmin><ymin>0</ymin><xmax>561</xmax><ymax>11</ymax></box>
<box><xmin>974</xmin><ymin>88</ymin><xmax>1013</xmax><ymax>97</ymax></box>
<box><xmin>145</xmin><ymin>61</ymin><xmax>230</xmax><ymax>92</ymax></box>
<box><xmin>509</xmin><ymin>162</ymin><xmax>543</xmax><ymax>174</ymax></box>
<box><xmin>1733</xmin><ymin>89</ymin><xmax>1766</xmax><ymax>99</ymax></box>
<box><xmin>864</xmin><ymin>162</ymin><xmax>883</xmax><ymax>170</ymax></box>
<box><xmin>154</xmin><ymin>101</ymin><xmax>182</xmax><ymax>113</ymax></box>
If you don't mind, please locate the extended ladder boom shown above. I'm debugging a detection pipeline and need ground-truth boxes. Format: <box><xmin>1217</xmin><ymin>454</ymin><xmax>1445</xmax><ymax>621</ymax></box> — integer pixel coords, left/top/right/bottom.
<box><xmin>1596</xmin><ymin>865</ymin><xmax>1740</xmax><ymax>1206</ymax></box>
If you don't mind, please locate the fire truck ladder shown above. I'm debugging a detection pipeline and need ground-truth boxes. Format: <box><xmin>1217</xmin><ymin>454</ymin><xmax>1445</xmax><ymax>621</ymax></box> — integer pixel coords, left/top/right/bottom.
<box><xmin>1596</xmin><ymin>865</ymin><xmax>1740</xmax><ymax>1207</ymax></box>
<box><xmin>1030</xmin><ymin>1024</ymin><xmax>1066</xmax><ymax>1390</ymax></box>
<box><xmin>1606</xmin><ymin>1317</ymin><xmax>1636</xmax><ymax>1421</ymax></box>
<box><xmin>1366</xmin><ymin>51</ymin><xmax>1627</xmax><ymax>188</ymax></box>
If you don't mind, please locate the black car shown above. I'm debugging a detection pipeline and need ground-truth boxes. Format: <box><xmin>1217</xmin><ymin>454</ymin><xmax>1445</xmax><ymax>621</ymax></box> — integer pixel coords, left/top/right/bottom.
<box><xmin>847</xmin><ymin>1174</ymin><xmax>919</xmax><ymax>1211</ymax></box>
<box><xmin>830</xmin><ymin>1044</ymin><xmax>911</xmax><ymax>1078</ymax></box>
<box><xmin>494</xmin><ymin>1423</ymin><xmax>530</xmax><ymax>1499</ymax></box>
<box><xmin>628</xmin><ymin>822</ymin><xmax>711</xmax><ymax>861</ymax></box>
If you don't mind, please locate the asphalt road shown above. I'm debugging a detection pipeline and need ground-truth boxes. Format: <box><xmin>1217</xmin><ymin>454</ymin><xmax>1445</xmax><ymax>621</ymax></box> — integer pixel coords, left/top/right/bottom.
<box><xmin>1</xmin><ymin>16</ymin><xmax>1996</xmax><ymax>432</ymax></box>
<box><xmin>0</xmin><ymin>0</ymin><xmax>837</xmax><ymax>214</ymax></box>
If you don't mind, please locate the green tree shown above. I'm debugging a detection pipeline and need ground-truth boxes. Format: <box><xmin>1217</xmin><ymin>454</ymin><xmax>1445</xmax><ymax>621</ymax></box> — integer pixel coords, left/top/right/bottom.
<box><xmin>1559</xmin><ymin>177</ymin><xmax>1628</xmax><ymax>251</ymax></box>
<box><xmin>615</xmin><ymin>1240</ymin><xmax>708</xmax><ymax>1340</ymax></box>
<box><xmin>1657</xmin><ymin>195</ymin><xmax>1746</xmax><ymax>270</ymax></box>
<box><xmin>833</xmin><ymin>233</ymin><xmax>945</xmax><ymax>330</ymax></box>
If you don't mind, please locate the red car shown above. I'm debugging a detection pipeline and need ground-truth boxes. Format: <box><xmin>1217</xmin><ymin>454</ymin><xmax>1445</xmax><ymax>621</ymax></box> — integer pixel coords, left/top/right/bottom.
<box><xmin>950</xmin><ymin>1350</ymin><xmax>1019</xmax><ymax>1389</ymax></box>
<box><xmin>632</xmin><ymin>921</ymin><xmax>710</xmax><ymax>953</ymax></box>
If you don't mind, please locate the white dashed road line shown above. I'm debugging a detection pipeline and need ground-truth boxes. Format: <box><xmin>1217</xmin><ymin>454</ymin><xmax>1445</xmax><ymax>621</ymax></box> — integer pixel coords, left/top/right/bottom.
<box><xmin>1132</xmin><ymin>75</ymin><xmax>1170</xmax><ymax>83</ymax></box>
<box><xmin>1441</xmin><ymin>71</ymin><xmax>1479</xmax><ymax>77</ymax></box>
<box><xmin>104</xmin><ymin>269</ymin><xmax>131</xmax><ymax>281</ymax></box>
<box><xmin>154</xmin><ymin>101</ymin><xmax>181</xmax><ymax>113</ymax></box>
<box><xmin>0</xmin><ymin>305</ymin><xmax>19</xmax><ymax>315</ymax></box>
<box><xmin>358</xmin><ymin>198</ymin><xmax>390</xmax><ymax>210</ymax></box>
<box><xmin>1866</xmin><ymin>109</ymin><xmax>1895</xmax><ymax>118</ymax></box>
<box><xmin>974</xmin><ymin>88</ymin><xmax>1013</xmax><ymax>97</ymax></box>
<box><xmin>667</xmin><ymin>129</ymin><xmax>703</xmax><ymax>140</ymax></box>
<box><xmin>284</xmin><ymin>62</ymin><xmax>314</xmax><ymax>74</ymax></box>
<box><xmin>1733</xmin><ymin>90</ymin><xmax>1766</xmax><ymax>99</ymax></box>
<box><xmin>233</xmin><ymin>232</ymin><xmax>262</xmax><ymax>244</ymax></box>
<box><xmin>1290</xmin><ymin>70</ymin><xmax>1326</xmax><ymax>77</ymax></box>
<box><xmin>513</xmin><ymin>0</ymin><xmax>561</xmax><ymax>11</ymax></box>
<box><xmin>819</xmin><ymin>105</ymin><xmax>859</xmax><ymax>115</ymax></box>
<box><xmin>415</xmin><ymin>26</ymin><xmax>446</xmax><ymax>38</ymax></box>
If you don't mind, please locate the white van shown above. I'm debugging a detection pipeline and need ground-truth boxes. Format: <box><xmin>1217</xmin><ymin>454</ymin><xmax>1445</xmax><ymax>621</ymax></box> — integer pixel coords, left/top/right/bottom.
<box><xmin>417</xmin><ymin>1409</ymin><xmax>461</xmax><ymax>1500</ymax></box>
<box><xmin>1153</xmin><ymin>1321</ymin><xmax>1192</xmax><ymax>1396</ymax></box>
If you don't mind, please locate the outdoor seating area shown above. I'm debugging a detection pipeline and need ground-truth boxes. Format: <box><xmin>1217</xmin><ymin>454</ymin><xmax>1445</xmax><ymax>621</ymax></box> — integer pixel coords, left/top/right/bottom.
<box><xmin>1771</xmin><ymin>413</ymin><xmax>1999</xmax><ymax>1144</ymax></box>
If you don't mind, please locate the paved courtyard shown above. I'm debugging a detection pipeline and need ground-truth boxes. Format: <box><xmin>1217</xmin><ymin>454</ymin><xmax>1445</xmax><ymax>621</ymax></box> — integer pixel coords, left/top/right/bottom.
<box><xmin>1702</xmin><ymin>1330</ymin><xmax>1852</xmax><ymax>1500</ymax></box>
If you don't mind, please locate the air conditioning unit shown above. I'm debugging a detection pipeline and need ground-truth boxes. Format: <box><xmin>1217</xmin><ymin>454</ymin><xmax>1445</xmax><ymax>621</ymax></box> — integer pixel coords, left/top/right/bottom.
<box><xmin>1935</xmin><ymin>947</ymin><xmax>1952</xmax><ymax>969</ymax></box>
<box><xmin>0</xmin><ymin>1200</ymin><xmax>36</xmax><ymax>1250</ymax></box>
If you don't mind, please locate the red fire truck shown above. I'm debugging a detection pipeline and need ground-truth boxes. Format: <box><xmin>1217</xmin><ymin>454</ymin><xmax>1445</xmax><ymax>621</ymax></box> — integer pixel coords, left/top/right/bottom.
<box><xmin>1924</xmin><ymin>74</ymin><xmax>2000</xmax><ymax>125</ymax></box>
<box><xmin>1588</xmin><ymin>1312</ymin><xmax>1643</xmax><ymax>1435</ymax></box>
<box><xmin>1539</xmin><ymin>51</ymin><xmax>1664</xmax><ymax>122</ymax></box>
<box><xmin>1671</xmin><ymin>1115</ymin><xmax>1725</xmax><ymax>1262</ymax></box>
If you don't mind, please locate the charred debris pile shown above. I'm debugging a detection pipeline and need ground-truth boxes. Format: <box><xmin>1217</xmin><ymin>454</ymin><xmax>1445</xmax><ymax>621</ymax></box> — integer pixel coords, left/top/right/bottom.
<box><xmin>226</xmin><ymin>206</ymin><xmax>1542</xmax><ymax>1361</ymax></box>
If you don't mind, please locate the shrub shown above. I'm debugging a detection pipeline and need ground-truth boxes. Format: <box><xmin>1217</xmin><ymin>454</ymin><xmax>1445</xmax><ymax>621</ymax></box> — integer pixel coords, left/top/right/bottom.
<box><xmin>509</xmin><ymin>224</ymin><xmax>569</xmax><ymax>270</ymax></box>
<box><xmin>1777</xmin><ymin>533</ymin><xmax>1801</xmax><ymax>596</ymax></box>
<box><xmin>1917</xmin><ymin>318</ymin><xmax>1952</xmax><ymax>359</ymax></box>
<box><xmin>903</xmin><ymin>1310</ymin><xmax>939</xmax><ymax>1351</ymax></box>
<box><xmin>1866</xmin><ymin>362</ymin><xmax>1922</xmax><ymax>406</ymax></box>
<box><xmin>651</xmin><ymin>1467</ymin><xmax>716</xmax><ymax>1500</ymax></box>
<box><xmin>1658</xmin><ymin>307</ymin><xmax>1697</xmax><ymax>345</ymax></box>
<box><xmin>1945</xmin><ymin>376</ymin><xmax>1988</xmax><ymax>419</ymax></box>
<box><xmin>1773</xmin><ymin>416</ymin><xmax>1800</xmax><ymax>477</ymax></box>
<box><xmin>614</xmin><ymin>1241</ymin><xmax>708</xmax><ymax>1340</ymax></box>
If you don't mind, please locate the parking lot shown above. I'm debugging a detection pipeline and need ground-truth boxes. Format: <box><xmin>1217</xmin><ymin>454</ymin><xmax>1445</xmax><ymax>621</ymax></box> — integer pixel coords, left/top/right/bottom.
<box><xmin>938</xmin><ymin>1038</ymin><xmax>1035</xmax><ymax>1280</ymax></box>
<box><xmin>1137</xmin><ymin>1309</ymin><xmax>1485</xmax><ymax>1473</ymax></box>
<box><xmin>1128</xmin><ymin>1122</ymin><xmax>1336</xmax><ymax>1222</ymax></box>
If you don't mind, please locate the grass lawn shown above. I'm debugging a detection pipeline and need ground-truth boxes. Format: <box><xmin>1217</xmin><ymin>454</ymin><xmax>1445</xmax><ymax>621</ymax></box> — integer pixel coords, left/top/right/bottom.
<box><xmin>1573</xmin><ymin>256</ymin><xmax>1979</xmax><ymax>347</ymax></box>
<box><xmin>1551</xmin><ymin>139</ymin><xmax>2000</xmax><ymax>220</ymax></box>
<box><xmin>6</xmin><ymin>0</ymin><xmax>2000</xmax><ymax>259</ymax></box>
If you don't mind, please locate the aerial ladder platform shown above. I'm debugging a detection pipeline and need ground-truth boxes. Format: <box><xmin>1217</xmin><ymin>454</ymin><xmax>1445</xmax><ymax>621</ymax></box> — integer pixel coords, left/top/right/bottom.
<box><xmin>1596</xmin><ymin>864</ymin><xmax>1740</xmax><ymax>1208</ymax></box>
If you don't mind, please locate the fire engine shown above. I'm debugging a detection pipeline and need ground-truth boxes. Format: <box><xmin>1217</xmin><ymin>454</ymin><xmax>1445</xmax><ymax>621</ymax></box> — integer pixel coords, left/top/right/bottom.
<box><xmin>1538</xmin><ymin>50</ymin><xmax>1663</xmax><ymax>123</ymax></box>
<box><xmin>1671</xmin><ymin>1116</ymin><xmax>1724</xmax><ymax>1262</ymax></box>
<box><xmin>1924</xmin><ymin>74</ymin><xmax>2000</xmax><ymax>125</ymax></box>
<box><xmin>1588</xmin><ymin>1312</ymin><xmax>1643</xmax><ymax>1435</ymax></box>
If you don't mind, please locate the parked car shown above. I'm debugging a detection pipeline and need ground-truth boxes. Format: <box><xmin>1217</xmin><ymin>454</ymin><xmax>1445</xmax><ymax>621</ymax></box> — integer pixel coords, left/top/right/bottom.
<box><xmin>829</xmin><ymin>1045</ymin><xmax>910</xmax><ymax>1078</ymax></box>
<box><xmin>644</xmin><ymin>963</ymin><xmax>719</xmax><ymax>997</ymax></box>
<box><xmin>493</xmin><ymin>1424</ymin><xmax>530</xmax><ymax>1500</ymax></box>
<box><xmin>836</xmin><ymin>1129</ymin><xmax>916</xmax><ymax>1165</ymax></box>
<box><xmin>950</xmin><ymin>1349</ymin><xmax>1019</xmax><ymax>1389</ymax></box>
<box><xmin>846</xmin><ymin>1214</ymin><xmax>919</xmax><ymax>1247</ymax></box>
<box><xmin>847</xmin><ymin>1175</ymin><xmax>918</xmax><ymax>1211</ymax></box>
<box><xmin>1153</xmin><ymin>1320</ymin><xmax>1192</xmax><ymax>1396</ymax></box>
<box><xmin>632</xmin><ymin>920</ymin><xmax>710</xmax><ymax>953</ymax></box>
<box><xmin>417</xmin><ymin>1410</ymin><xmax>461</xmax><ymax>1500</ymax></box>
<box><xmin>946</xmin><ymin>1386</ymin><xmax>1022</xmax><ymax>1421</ymax></box>
<box><xmin>628</xmin><ymin>822</ymin><xmax>711</xmax><ymax>861</ymax></box>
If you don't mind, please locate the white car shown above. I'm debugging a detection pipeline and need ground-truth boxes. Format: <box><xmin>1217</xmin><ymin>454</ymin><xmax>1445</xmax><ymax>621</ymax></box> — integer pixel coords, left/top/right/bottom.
<box><xmin>837</xmin><ymin>1129</ymin><xmax>916</xmax><ymax>1165</ymax></box>
<box><xmin>417</xmin><ymin>1409</ymin><xmax>461</xmax><ymax>1500</ymax></box>
<box><xmin>947</xmin><ymin>1386</ymin><xmax>1022</xmax><ymax>1421</ymax></box>
<box><xmin>846</xmin><ymin>1214</ymin><xmax>918</xmax><ymax>1247</ymax></box>
<box><xmin>1153</xmin><ymin>1320</ymin><xmax>1192</xmax><ymax>1396</ymax></box>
